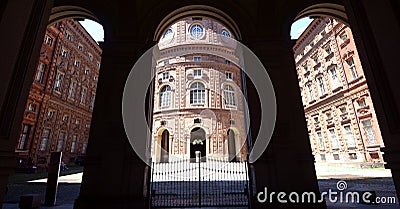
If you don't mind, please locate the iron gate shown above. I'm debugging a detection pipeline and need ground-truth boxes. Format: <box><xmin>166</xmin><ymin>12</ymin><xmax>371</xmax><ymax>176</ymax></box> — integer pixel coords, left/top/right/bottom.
<box><xmin>149</xmin><ymin>158</ymin><xmax>250</xmax><ymax>208</ymax></box>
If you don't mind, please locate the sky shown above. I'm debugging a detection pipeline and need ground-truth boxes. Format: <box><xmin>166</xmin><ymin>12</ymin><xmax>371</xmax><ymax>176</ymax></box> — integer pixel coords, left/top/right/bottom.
<box><xmin>290</xmin><ymin>17</ymin><xmax>313</xmax><ymax>39</ymax></box>
<box><xmin>79</xmin><ymin>19</ymin><xmax>104</xmax><ymax>43</ymax></box>
<box><xmin>79</xmin><ymin>17</ymin><xmax>312</xmax><ymax>43</ymax></box>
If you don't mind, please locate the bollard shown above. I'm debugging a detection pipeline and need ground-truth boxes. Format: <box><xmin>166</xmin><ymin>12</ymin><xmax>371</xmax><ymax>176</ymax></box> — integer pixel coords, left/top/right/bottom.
<box><xmin>44</xmin><ymin>152</ymin><xmax>62</xmax><ymax>206</ymax></box>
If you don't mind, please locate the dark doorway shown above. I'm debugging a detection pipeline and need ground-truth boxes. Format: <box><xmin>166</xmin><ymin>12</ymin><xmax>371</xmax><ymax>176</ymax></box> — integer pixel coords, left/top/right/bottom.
<box><xmin>227</xmin><ymin>129</ymin><xmax>237</xmax><ymax>162</ymax></box>
<box><xmin>160</xmin><ymin>129</ymin><xmax>169</xmax><ymax>162</ymax></box>
<box><xmin>190</xmin><ymin>127</ymin><xmax>206</xmax><ymax>162</ymax></box>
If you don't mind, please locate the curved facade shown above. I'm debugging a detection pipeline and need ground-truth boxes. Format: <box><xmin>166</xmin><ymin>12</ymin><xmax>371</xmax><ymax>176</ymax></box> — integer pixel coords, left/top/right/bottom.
<box><xmin>151</xmin><ymin>17</ymin><xmax>247</xmax><ymax>162</ymax></box>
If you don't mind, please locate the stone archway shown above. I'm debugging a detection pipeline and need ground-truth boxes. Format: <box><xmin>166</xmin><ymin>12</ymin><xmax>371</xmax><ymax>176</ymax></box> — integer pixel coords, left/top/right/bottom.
<box><xmin>159</xmin><ymin>129</ymin><xmax>170</xmax><ymax>163</ymax></box>
<box><xmin>190</xmin><ymin>127</ymin><xmax>206</xmax><ymax>161</ymax></box>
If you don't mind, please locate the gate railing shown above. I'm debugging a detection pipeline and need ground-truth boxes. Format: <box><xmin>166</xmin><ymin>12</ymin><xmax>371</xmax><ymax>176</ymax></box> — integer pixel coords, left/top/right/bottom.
<box><xmin>150</xmin><ymin>158</ymin><xmax>250</xmax><ymax>208</ymax></box>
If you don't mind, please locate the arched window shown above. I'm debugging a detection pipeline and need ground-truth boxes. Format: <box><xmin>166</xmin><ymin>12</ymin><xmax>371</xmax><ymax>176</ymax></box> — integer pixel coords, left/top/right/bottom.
<box><xmin>160</xmin><ymin>86</ymin><xmax>171</xmax><ymax>107</ymax></box>
<box><xmin>190</xmin><ymin>82</ymin><xmax>206</xmax><ymax>104</ymax></box>
<box><xmin>224</xmin><ymin>85</ymin><xmax>236</xmax><ymax>107</ymax></box>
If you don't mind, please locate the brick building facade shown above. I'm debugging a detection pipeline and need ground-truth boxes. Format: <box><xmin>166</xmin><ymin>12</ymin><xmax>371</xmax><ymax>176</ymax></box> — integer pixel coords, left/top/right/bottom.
<box><xmin>151</xmin><ymin>17</ymin><xmax>247</xmax><ymax>162</ymax></box>
<box><xmin>16</xmin><ymin>19</ymin><xmax>101</xmax><ymax>169</ymax></box>
<box><xmin>293</xmin><ymin>18</ymin><xmax>384</xmax><ymax>166</ymax></box>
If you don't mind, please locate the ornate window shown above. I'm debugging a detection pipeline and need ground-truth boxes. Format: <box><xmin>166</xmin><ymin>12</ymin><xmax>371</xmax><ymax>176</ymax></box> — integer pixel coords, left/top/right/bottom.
<box><xmin>306</xmin><ymin>83</ymin><xmax>314</xmax><ymax>101</ymax></box>
<box><xmin>71</xmin><ymin>135</ymin><xmax>78</xmax><ymax>153</ymax></box>
<box><xmin>193</xmin><ymin>69</ymin><xmax>202</xmax><ymax>77</ymax></box>
<box><xmin>226</xmin><ymin>72</ymin><xmax>233</xmax><ymax>80</ymax></box>
<box><xmin>45</xmin><ymin>36</ymin><xmax>53</xmax><ymax>46</ymax></box>
<box><xmin>343</xmin><ymin>125</ymin><xmax>356</xmax><ymax>148</ymax></box>
<box><xmin>61</xmin><ymin>48</ymin><xmax>68</xmax><ymax>57</ymax></box>
<box><xmin>316</xmin><ymin>76</ymin><xmax>325</xmax><ymax>96</ymax></box>
<box><xmin>35</xmin><ymin>62</ymin><xmax>46</xmax><ymax>83</ymax></box>
<box><xmin>162</xmin><ymin>72</ymin><xmax>170</xmax><ymax>81</ymax></box>
<box><xmin>347</xmin><ymin>58</ymin><xmax>358</xmax><ymax>79</ymax></box>
<box><xmin>17</xmin><ymin>124</ymin><xmax>31</xmax><ymax>150</ymax></box>
<box><xmin>362</xmin><ymin>119</ymin><xmax>376</xmax><ymax>145</ymax></box>
<box><xmin>80</xmin><ymin>87</ymin><xmax>87</xmax><ymax>104</ymax></box>
<box><xmin>317</xmin><ymin>132</ymin><xmax>324</xmax><ymax>150</ymax></box>
<box><xmin>224</xmin><ymin>85</ymin><xmax>236</xmax><ymax>107</ymax></box>
<box><xmin>68</xmin><ymin>80</ymin><xmax>77</xmax><ymax>98</ymax></box>
<box><xmin>57</xmin><ymin>132</ymin><xmax>66</xmax><ymax>152</ymax></box>
<box><xmin>329</xmin><ymin>129</ymin><xmax>339</xmax><ymax>149</ymax></box>
<box><xmin>329</xmin><ymin>66</ymin><xmax>340</xmax><ymax>89</ymax></box>
<box><xmin>160</xmin><ymin>85</ymin><xmax>172</xmax><ymax>107</ymax></box>
<box><xmin>82</xmin><ymin>142</ymin><xmax>88</xmax><ymax>154</ymax></box>
<box><xmin>221</xmin><ymin>29</ymin><xmax>231</xmax><ymax>38</ymax></box>
<box><xmin>39</xmin><ymin>129</ymin><xmax>50</xmax><ymax>151</ymax></box>
<box><xmin>190</xmin><ymin>25</ymin><xmax>204</xmax><ymax>39</ymax></box>
<box><xmin>190</xmin><ymin>82</ymin><xmax>206</xmax><ymax>104</ymax></box>
<box><xmin>54</xmin><ymin>71</ymin><xmax>64</xmax><ymax>92</ymax></box>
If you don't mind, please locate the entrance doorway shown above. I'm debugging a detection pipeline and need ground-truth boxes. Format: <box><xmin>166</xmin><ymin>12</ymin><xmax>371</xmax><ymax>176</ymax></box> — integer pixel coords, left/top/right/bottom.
<box><xmin>190</xmin><ymin>127</ymin><xmax>206</xmax><ymax>162</ymax></box>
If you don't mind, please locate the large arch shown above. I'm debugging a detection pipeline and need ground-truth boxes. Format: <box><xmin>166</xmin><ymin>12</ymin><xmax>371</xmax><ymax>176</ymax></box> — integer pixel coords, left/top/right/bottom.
<box><xmin>48</xmin><ymin>6</ymin><xmax>100</xmax><ymax>25</ymax></box>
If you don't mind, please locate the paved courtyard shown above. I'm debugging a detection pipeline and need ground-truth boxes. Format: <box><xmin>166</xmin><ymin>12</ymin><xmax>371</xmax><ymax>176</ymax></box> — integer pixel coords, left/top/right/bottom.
<box><xmin>3</xmin><ymin>164</ymin><xmax>400</xmax><ymax>208</ymax></box>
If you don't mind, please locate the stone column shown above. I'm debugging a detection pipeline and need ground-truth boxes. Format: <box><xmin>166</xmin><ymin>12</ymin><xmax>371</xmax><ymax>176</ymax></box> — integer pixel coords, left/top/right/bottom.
<box><xmin>245</xmin><ymin>40</ymin><xmax>324</xmax><ymax>209</ymax></box>
<box><xmin>344</xmin><ymin>0</ymin><xmax>400</xmax><ymax>201</ymax></box>
<box><xmin>73</xmin><ymin>40</ymin><xmax>153</xmax><ymax>209</ymax></box>
<box><xmin>0</xmin><ymin>0</ymin><xmax>52</xmax><ymax>207</ymax></box>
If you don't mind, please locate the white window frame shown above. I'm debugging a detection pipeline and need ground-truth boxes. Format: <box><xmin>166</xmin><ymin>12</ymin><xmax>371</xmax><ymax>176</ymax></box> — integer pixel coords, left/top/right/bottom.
<box><xmin>226</xmin><ymin>72</ymin><xmax>233</xmax><ymax>80</ymax></box>
<box><xmin>329</xmin><ymin>66</ymin><xmax>340</xmax><ymax>89</ymax></box>
<box><xmin>160</xmin><ymin>85</ymin><xmax>172</xmax><ymax>108</ymax></box>
<box><xmin>162</xmin><ymin>72</ymin><xmax>170</xmax><ymax>81</ymax></box>
<box><xmin>193</xmin><ymin>69</ymin><xmax>202</xmax><ymax>78</ymax></box>
<box><xmin>307</xmin><ymin>83</ymin><xmax>314</xmax><ymax>101</ymax></box>
<box><xmin>223</xmin><ymin>85</ymin><xmax>237</xmax><ymax>108</ymax></box>
<box><xmin>347</xmin><ymin>58</ymin><xmax>358</xmax><ymax>79</ymax></box>
<box><xmin>329</xmin><ymin>128</ymin><xmax>339</xmax><ymax>149</ymax></box>
<box><xmin>343</xmin><ymin>125</ymin><xmax>356</xmax><ymax>148</ymax></box>
<box><xmin>317</xmin><ymin>132</ymin><xmax>324</xmax><ymax>150</ymax></box>
<box><xmin>190</xmin><ymin>82</ymin><xmax>206</xmax><ymax>105</ymax></box>
<box><xmin>316</xmin><ymin>76</ymin><xmax>325</xmax><ymax>96</ymax></box>
<box><xmin>362</xmin><ymin>119</ymin><xmax>377</xmax><ymax>145</ymax></box>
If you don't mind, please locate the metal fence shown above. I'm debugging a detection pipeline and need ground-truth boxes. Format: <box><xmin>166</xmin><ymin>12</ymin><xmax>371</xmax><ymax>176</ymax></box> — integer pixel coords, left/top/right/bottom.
<box><xmin>150</xmin><ymin>158</ymin><xmax>250</xmax><ymax>208</ymax></box>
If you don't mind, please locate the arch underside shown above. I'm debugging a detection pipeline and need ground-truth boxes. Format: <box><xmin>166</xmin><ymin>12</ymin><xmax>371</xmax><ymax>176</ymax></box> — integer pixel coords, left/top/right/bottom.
<box><xmin>295</xmin><ymin>3</ymin><xmax>348</xmax><ymax>25</ymax></box>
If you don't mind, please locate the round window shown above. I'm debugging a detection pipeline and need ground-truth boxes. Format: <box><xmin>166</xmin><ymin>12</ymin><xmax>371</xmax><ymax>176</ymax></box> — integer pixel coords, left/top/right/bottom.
<box><xmin>190</xmin><ymin>25</ymin><xmax>204</xmax><ymax>39</ymax></box>
<box><xmin>221</xmin><ymin>29</ymin><xmax>231</xmax><ymax>38</ymax></box>
<box><xmin>163</xmin><ymin>29</ymin><xmax>173</xmax><ymax>38</ymax></box>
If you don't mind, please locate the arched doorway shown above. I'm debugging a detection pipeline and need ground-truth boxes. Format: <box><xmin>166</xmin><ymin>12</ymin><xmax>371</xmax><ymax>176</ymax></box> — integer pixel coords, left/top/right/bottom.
<box><xmin>159</xmin><ymin>129</ymin><xmax>170</xmax><ymax>162</ymax></box>
<box><xmin>227</xmin><ymin>129</ymin><xmax>237</xmax><ymax>162</ymax></box>
<box><xmin>190</xmin><ymin>127</ymin><xmax>206</xmax><ymax>162</ymax></box>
